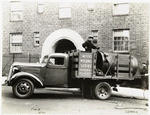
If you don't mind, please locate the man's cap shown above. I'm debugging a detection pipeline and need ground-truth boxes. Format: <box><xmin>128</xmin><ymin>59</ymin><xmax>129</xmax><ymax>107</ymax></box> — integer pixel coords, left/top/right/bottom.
<box><xmin>142</xmin><ymin>62</ymin><xmax>146</xmax><ymax>65</ymax></box>
<box><xmin>88</xmin><ymin>35</ymin><xmax>93</xmax><ymax>39</ymax></box>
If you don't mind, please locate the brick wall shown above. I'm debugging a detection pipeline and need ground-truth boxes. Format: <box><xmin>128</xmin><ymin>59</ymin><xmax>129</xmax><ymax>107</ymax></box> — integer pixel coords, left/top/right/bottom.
<box><xmin>2</xmin><ymin>2</ymin><xmax>149</xmax><ymax>75</ymax></box>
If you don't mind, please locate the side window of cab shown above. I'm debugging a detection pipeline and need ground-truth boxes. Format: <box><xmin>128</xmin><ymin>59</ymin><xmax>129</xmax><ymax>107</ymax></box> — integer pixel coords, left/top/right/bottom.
<box><xmin>48</xmin><ymin>57</ymin><xmax>64</xmax><ymax>66</ymax></box>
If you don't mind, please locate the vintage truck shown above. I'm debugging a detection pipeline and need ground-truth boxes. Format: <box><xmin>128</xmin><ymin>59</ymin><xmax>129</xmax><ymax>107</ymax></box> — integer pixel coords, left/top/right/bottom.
<box><xmin>6</xmin><ymin>50</ymin><xmax>138</xmax><ymax>100</ymax></box>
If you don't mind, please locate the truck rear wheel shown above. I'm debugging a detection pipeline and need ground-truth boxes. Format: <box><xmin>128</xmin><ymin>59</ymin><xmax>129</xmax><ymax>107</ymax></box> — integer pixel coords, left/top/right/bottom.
<box><xmin>93</xmin><ymin>82</ymin><xmax>111</xmax><ymax>100</ymax></box>
<box><xmin>12</xmin><ymin>78</ymin><xmax>34</xmax><ymax>98</ymax></box>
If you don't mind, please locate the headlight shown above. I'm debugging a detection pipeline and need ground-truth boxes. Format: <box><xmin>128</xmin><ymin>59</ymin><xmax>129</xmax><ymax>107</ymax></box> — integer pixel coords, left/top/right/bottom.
<box><xmin>12</xmin><ymin>67</ymin><xmax>18</xmax><ymax>72</ymax></box>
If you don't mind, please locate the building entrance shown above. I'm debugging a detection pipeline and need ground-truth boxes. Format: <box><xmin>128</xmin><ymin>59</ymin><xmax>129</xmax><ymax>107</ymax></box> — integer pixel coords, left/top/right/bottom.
<box><xmin>55</xmin><ymin>39</ymin><xmax>76</xmax><ymax>53</ymax></box>
<box><xmin>41</xmin><ymin>29</ymin><xmax>85</xmax><ymax>60</ymax></box>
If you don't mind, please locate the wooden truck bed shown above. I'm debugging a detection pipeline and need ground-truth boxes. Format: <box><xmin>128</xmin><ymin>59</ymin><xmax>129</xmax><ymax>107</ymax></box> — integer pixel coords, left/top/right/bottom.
<box><xmin>68</xmin><ymin>51</ymin><xmax>137</xmax><ymax>80</ymax></box>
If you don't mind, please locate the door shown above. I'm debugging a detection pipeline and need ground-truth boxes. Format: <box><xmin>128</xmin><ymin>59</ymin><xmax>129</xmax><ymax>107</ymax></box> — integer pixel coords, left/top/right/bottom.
<box><xmin>44</xmin><ymin>56</ymin><xmax>67</xmax><ymax>86</ymax></box>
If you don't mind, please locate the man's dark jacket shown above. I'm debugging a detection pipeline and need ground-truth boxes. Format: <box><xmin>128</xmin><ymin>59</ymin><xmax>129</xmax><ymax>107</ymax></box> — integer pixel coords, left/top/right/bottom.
<box><xmin>82</xmin><ymin>40</ymin><xmax>97</xmax><ymax>52</ymax></box>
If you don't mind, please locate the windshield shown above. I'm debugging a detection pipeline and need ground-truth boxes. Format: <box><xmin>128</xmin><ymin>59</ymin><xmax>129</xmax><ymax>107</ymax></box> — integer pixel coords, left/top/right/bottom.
<box><xmin>42</xmin><ymin>55</ymin><xmax>48</xmax><ymax>63</ymax></box>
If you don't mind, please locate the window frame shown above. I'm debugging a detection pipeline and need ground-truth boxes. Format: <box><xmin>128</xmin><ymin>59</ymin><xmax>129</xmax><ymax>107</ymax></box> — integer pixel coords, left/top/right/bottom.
<box><xmin>48</xmin><ymin>57</ymin><xmax>65</xmax><ymax>66</ymax></box>
<box><xmin>10</xmin><ymin>33</ymin><xmax>22</xmax><ymax>53</ymax></box>
<box><xmin>92</xmin><ymin>30</ymin><xmax>98</xmax><ymax>44</ymax></box>
<box><xmin>10</xmin><ymin>1</ymin><xmax>23</xmax><ymax>21</ymax></box>
<box><xmin>87</xmin><ymin>3</ymin><xmax>94</xmax><ymax>11</ymax></box>
<box><xmin>38</xmin><ymin>2</ymin><xmax>43</xmax><ymax>14</ymax></box>
<box><xmin>59</xmin><ymin>3</ymin><xmax>71</xmax><ymax>19</ymax></box>
<box><xmin>113</xmin><ymin>3</ymin><xmax>129</xmax><ymax>16</ymax></box>
<box><xmin>34</xmin><ymin>32</ymin><xmax>40</xmax><ymax>47</ymax></box>
<box><xmin>113</xmin><ymin>29</ymin><xmax>130</xmax><ymax>53</ymax></box>
<box><xmin>92</xmin><ymin>30</ymin><xmax>98</xmax><ymax>39</ymax></box>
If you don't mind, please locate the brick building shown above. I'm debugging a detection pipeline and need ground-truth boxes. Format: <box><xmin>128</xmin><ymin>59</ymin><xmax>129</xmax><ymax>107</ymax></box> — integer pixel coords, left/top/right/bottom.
<box><xmin>2</xmin><ymin>2</ymin><xmax>149</xmax><ymax>75</ymax></box>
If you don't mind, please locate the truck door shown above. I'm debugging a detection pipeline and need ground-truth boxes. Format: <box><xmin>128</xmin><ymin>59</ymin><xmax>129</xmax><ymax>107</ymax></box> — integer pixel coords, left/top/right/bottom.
<box><xmin>44</xmin><ymin>56</ymin><xmax>67</xmax><ymax>86</ymax></box>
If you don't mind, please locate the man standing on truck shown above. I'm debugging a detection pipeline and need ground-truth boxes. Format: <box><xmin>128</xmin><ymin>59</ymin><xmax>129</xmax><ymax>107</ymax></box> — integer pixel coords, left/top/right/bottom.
<box><xmin>82</xmin><ymin>35</ymin><xmax>100</xmax><ymax>52</ymax></box>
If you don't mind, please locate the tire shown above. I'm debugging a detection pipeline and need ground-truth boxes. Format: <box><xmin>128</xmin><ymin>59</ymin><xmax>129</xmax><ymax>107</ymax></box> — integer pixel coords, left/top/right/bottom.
<box><xmin>93</xmin><ymin>82</ymin><xmax>111</xmax><ymax>100</ymax></box>
<box><xmin>12</xmin><ymin>78</ymin><xmax>34</xmax><ymax>98</ymax></box>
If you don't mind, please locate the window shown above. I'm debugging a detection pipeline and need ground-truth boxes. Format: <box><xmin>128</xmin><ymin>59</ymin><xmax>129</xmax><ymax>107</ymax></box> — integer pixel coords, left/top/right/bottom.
<box><xmin>59</xmin><ymin>3</ymin><xmax>71</xmax><ymax>19</ymax></box>
<box><xmin>38</xmin><ymin>2</ymin><xmax>43</xmax><ymax>13</ymax></box>
<box><xmin>87</xmin><ymin>3</ymin><xmax>94</xmax><ymax>11</ymax></box>
<box><xmin>113</xmin><ymin>30</ymin><xmax>129</xmax><ymax>52</ymax></box>
<box><xmin>49</xmin><ymin>57</ymin><xmax>64</xmax><ymax>65</ymax></box>
<box><xmin>92</xmin><ymin>30</ymin><xmax>98</xmax><ymax>39</ymax></box>
<box><xmin>10</xmin><ymin>33</ymin><xmax>22</xmax><ymax>53</ymax></box>
<box><xmin>92</xmin><ymin>30</ymin><xmax>98</xmax><ymax>44</ymax></box>
<box><xmin>113</xmin><ymin>3</ymin><xmax>129</xmax><ymax>15</ymax></box>
<box><xmin>34</xmin><ymin>32</ymin><xmax>40</xmax><ymax>46</ymax></box>
<box><xmin>11</xmin><ymin>1</ymin><xmax>23</xmax><ymax>21</ymax></box>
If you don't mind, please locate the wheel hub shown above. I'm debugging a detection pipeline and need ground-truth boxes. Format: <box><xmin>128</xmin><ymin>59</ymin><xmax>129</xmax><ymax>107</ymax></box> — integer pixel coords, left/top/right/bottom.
<box><xmin>17</xmin><ymin>82</ymin><xmax>30</xmax><ymax>94</ymax></box>
<box><xmin>98</xmin><ymin>87</ymin><xmax>108</xmax><ymax>97</ymax></box>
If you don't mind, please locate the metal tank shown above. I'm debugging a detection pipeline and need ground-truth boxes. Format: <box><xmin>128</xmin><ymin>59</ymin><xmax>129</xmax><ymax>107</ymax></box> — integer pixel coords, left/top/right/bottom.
<box><xmin>96</xmin><ymin>51</ymin><xmax>138</xmax><ymax>77</ymax></box>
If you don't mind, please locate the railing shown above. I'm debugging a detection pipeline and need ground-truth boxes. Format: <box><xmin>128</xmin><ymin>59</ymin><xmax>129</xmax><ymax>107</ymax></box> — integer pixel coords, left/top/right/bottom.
<box><xmin>2</xmin><ymin>54</ymin><xmax>40</xmax><ymax>75</ymax></box>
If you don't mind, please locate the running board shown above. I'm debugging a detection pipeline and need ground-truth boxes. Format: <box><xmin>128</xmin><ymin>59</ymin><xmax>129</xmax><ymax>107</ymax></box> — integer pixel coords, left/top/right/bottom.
<box><xmin>45</xmin><ymin>87</ymin><xmax>80</xmax><ymax>92</ymax></box>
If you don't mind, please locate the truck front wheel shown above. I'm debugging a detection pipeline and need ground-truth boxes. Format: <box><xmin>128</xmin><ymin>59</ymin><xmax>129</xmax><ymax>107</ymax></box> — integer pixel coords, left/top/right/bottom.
<box><xmin>12</xmin><ymin>78</ymin><xmax>34</xmax><ymax>98</ymax></box>
<box><xmin>93</xmin><ymin>82</ymin><xmax>111</xmax><ymax>100</ymax></box>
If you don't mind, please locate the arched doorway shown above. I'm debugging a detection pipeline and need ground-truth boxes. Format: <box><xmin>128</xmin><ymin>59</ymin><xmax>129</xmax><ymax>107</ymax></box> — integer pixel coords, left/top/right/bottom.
<box><xmin>41</xmin><ymin>29</ymin><xmax>85</xmax><ymax>60</ymax></box>
<box><xmin>55</xmin><ymin>39</ymin><xmax>76</xmax><ymax>53</ymax></box>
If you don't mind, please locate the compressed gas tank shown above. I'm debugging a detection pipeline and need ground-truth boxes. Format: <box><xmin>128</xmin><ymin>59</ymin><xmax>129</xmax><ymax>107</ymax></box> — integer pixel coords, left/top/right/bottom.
<box><xmin>96</xmin><ymin>51</ymin><xmax>138</xmax><ymax>77</ymax></box>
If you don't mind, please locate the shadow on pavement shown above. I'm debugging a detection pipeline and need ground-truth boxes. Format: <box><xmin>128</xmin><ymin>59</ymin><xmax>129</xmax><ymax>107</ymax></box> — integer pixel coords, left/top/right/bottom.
<box><xmin>31</xmin><ymin>93</ymin><xmax>82</xmax><ymax>99</ymax></box>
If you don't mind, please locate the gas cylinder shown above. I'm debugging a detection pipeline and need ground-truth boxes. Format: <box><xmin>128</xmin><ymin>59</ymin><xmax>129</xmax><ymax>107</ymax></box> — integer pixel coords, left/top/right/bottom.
<box><xmin>96</xmin><ymin>51</ymin><xmax>138</xmax><ymax>76</ymax></box>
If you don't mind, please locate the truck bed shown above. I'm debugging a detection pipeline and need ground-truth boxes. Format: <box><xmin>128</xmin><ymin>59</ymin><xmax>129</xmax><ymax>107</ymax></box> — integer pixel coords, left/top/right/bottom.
<box><xmin>68</xmin><ymin>51</ymin><xmax>138</xmax><ymax>80</ymax></box>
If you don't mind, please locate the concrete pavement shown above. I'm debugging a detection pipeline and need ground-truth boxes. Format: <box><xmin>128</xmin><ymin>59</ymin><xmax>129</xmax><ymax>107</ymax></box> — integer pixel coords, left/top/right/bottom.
<box><xmin>1</xmin><ymin>76</ymin><xmax>149</xmax><ymax>100</ymax></box>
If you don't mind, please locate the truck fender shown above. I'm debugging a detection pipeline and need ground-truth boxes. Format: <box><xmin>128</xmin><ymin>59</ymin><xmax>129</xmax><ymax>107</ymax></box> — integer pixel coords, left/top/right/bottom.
<box><xmin>10</xmin><ymin>72</ymin><xmax>43</xmax><ymax>86</ymax></box>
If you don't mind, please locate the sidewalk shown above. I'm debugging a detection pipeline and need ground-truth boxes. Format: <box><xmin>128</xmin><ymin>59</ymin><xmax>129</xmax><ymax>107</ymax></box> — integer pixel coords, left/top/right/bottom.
<box><xmin>1</xmin><ymin>76</ymin><xmax>149</xmax><ymax>100</ymax></box>
<box><xmin>1</xmin><ymin>76</ymin><xmax>7</xmax><ymax>86</ymax></box>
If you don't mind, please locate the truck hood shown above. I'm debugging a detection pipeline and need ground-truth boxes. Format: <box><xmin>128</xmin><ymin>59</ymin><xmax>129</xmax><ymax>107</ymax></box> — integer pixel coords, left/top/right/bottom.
<box><xmin>12</xmin><ymin>62</ymin><xmax>46</xmax><ymax>68</ymax></box>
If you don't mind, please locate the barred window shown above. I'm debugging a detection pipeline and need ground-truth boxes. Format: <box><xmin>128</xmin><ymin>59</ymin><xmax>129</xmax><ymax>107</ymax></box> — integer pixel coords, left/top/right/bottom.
<box><xmin>10</xmin><ymin>33</ymin><xmax>22</xmax><ymax>53</ymax></box>
<box><xmin>113</xmin><ymin>30</ymin><xmax>129</xmax><ymax>52</ymax></box>
<box><xmin>11</xmin><ymin>1</ymin><xmax>23</xmax><ymax>21</ymax></box>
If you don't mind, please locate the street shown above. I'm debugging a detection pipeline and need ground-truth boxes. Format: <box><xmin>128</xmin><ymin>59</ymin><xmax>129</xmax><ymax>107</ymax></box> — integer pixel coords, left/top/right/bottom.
<box><xmin>1</xmin><ymin>86</ymin><xmax>148</xmax><ymax>114</ymax></box>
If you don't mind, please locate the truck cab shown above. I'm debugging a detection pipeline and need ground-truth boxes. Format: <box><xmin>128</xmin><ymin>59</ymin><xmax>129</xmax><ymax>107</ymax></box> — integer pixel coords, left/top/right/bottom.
<box><xmin>6</xmin><ymin>53</ymin><xmax>69</xmax><ymax>98</ymax></box>
<box><xmin>41</xmin><ymin>53</ymin><xmax>69</xmax><ymax>87</ymax></box>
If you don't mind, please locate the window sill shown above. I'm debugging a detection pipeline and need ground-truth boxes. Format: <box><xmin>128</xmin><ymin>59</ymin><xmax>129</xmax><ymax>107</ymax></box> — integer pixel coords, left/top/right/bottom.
<box><xmin>10</xmin><ymin>20</ymin><xmax>23</xmax><ymax>22</ymax></box>
<box><xmin>113</xmin><ymin>14</ymin><xmax>129</xmax><ymax>17</ymax></box>
<box><xmin>34</xmin><ymin>45</ymin><xmax>40</xmax><ymax>47</ymax></box>
<box><xmin>10</xmin><ymin>52</ymin><xmax>22</xmax><ymax>54</ymax></box>
<box><xmin>113</xmin><ymin>51</ymin><xmax>129</xmax><ymax>54</ymax></box>
<box><xmin>58</xmin><ymin>17</ymin><xmax>71</xmax><ymax>20</ymax></box>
